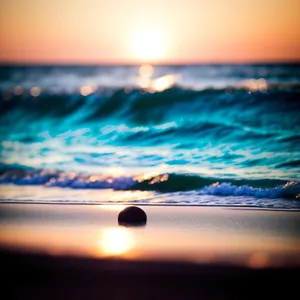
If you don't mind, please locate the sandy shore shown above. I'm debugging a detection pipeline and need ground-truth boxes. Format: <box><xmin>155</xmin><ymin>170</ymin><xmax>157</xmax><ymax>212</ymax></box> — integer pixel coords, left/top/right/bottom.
<box><xmin>1</xmin><ymin>204</ymin><xmax>300</xmax><ymax>299</ymax></box>
<box><xmin>1</xmin><ymin>203</ymin><xmax>300</xmax><ymax>268</ymax></box>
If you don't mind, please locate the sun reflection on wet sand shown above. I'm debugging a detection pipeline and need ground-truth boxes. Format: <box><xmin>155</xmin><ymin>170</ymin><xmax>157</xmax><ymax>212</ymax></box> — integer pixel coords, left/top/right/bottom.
<box><xmin>100</xmin><ymin>204</ymin><xmax>126</xmax><ymax>212</ymax></box>
<box><xmin>1</xmin><ymin>205</ymin><xmax>300</xmax><ymax>268</ymax></box>
<box><xmin>109</xmin><ymin>190</ymin><xmax>154</xmax><ymax>202</ymax></box>
<box><xmin>97</xmin><ymin>227</ymin><xmax>134</xmax><ymax>257</ymax></box>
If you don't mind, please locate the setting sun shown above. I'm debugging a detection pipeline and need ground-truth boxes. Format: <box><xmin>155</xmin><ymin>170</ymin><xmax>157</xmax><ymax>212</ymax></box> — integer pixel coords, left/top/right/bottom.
<box><xmin>131</xmin><ymin>28</ymin><xmax>168</xmax><ymax>62</ymax></box>
<box><xmin>0</xmin><ymin>1</ymin><xmax>299</xmax><ymax>63</ymax></box>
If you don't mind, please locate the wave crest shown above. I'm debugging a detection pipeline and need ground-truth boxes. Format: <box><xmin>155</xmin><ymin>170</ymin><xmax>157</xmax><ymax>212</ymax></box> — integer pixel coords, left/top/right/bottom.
<box><xmin>2</xmin><ymin>87</ymin><xmax>300</xmax><ymax>128</ymax></box>
<box><xmin>0</xmin><ymin>169</ymin><xmax>299</xmax><ymax>199</ymax></box>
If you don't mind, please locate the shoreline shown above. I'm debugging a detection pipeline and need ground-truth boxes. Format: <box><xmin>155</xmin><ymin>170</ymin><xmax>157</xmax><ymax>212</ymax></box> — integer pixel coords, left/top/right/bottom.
<box><xmin>1</xmin><ymin>200</ymin><xmax>300</xmax><ymax>212</ymax></box>
<box><xmin>2</xmin><ymin>184</ymin><xmax>300</xmax><ymax>210</ymax></box>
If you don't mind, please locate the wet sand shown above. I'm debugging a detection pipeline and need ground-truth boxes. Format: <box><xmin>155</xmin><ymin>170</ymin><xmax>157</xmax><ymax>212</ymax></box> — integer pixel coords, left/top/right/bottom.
<box><xmin>1</xmin><ymin>203</ymin><xmax>300</xmax><ymax>267</ymax></box>
<box><xmin>1</xmin><ymin>204</ymin><xmax>300</xmax><ymax>299</ymax></box>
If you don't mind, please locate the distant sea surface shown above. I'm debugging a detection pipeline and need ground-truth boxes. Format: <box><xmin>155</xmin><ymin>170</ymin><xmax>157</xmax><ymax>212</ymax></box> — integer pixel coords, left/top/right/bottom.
<box><xmin>1</xmin><ymin>64</ymin><xmax>300</xmax><ymax>209</ymax></box>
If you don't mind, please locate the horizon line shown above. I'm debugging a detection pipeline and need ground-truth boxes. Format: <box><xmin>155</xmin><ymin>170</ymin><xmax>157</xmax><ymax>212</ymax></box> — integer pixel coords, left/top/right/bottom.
<box><xmin>0</xmin><ymin>58</ymin><xmax>300</xmax><ymax>66</ymax></box>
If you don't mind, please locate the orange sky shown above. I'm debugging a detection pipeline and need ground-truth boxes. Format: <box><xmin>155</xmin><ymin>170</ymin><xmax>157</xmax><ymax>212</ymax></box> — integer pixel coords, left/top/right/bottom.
<box><xmin>0</xmin><ymin>0</ymin><xmax>299</xmax><ymax>64</ymax></box>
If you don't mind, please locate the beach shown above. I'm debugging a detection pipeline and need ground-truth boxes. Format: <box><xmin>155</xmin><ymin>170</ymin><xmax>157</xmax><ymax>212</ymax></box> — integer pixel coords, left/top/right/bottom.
<box><xmin>1</xmin><ymin>203</ymin><xmax>300</xmax><ymax>299</ymax></box>
<box><xmin>1</xmin><ymin>0</ymin><xmax>300</xmax><ymax>297</ymax></box>
<box><xmin>1</xmin><ymin>203</ymin><xmax>300</xmax><ymax>266</ymax></box>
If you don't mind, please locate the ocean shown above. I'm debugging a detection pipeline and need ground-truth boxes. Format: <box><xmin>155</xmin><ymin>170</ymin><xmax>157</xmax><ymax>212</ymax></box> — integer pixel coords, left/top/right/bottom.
<box><xmin>0</xmin><ymin>64</ymin><xmax>300</xmax><ymax>209</ymax></box>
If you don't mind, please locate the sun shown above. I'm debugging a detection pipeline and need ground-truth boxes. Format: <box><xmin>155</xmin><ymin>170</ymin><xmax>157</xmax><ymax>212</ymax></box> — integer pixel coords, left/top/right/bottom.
<box><xmin>131</xmin><ymin>28</ymin><xmax>167</xmax><ymax>62</ymax></box>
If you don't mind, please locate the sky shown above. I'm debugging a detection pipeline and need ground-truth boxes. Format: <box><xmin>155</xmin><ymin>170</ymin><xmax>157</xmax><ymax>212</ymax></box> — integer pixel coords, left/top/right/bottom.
<box><xmin>0</xmin><ymin>0</ymin><xmax>299</xmax><ymax>64</ymax></box>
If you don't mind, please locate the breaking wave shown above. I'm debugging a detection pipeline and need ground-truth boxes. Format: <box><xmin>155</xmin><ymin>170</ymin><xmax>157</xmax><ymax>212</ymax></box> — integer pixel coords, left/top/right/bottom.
<box><xmin>0</xmin><ymin>169</ymin><xmax>299</xmax><ymax>200</ymax></box>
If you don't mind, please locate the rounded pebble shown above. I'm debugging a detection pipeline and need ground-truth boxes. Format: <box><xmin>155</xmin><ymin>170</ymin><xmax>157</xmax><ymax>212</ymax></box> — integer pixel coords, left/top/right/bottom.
<box><xmin>118</xmin><ymin>206</ymin><xmax>147</xmax><ymax>226</ymax></box>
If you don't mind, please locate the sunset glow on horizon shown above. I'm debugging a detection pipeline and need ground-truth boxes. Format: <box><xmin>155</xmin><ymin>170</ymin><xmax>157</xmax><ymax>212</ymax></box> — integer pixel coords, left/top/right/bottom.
<box><xmin>0</xmin><ymin>0</ymin><xmax>299</xmax><ymax>64</ymax></box>
<box><xmin>131</xmin><ymin>28</ymin><xmax>168</xmax><ymax>62</ymax></box>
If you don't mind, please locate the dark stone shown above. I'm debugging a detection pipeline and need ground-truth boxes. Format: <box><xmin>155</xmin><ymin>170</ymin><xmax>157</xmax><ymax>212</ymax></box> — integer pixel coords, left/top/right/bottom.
<box><xmin>118</xmin><ymin>206</ymin><xmax>147</xmax><ymax>227</ymax></box>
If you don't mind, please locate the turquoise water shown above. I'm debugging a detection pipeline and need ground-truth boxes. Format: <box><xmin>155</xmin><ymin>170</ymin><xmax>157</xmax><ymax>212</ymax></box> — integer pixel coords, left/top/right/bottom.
<box><xmin>0</xmin><ymin>64</ymin><xmax>300</xmax><ymax>208</ymax></box>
